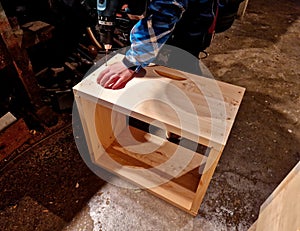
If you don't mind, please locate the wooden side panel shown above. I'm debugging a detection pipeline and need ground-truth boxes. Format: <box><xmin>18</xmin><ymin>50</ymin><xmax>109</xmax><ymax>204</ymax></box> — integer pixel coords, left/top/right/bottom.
<box><xmin>74</xmin><ymin>92</ymin><xmax>127</xmax><ymax>162</ymax></box>
<box><xmin>255</xmin><ymin>161</ymin><xmax>300</xmax><ymax>231</ymax></box>
<box><xmin>148</xmin><ymin>181</ymin><xmax>195</xmax><ymax>213</ymax></box>
<box><xmin>94</xmin><ymin>103</ymin><xmax>127</xmax><ymax>150</ymax></box>
<box><xmin>190</xmin><ymin>144</ymin><xmax>224</xmax><ymax>214</ymax></box>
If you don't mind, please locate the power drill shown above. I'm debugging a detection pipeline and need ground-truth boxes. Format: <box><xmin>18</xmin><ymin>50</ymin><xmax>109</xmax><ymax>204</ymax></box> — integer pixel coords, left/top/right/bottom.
<box><xmin>97</xmin><ymin>0</ymin><xmax>120</xmax><ymax>56</ymax></box>
<box><xmin>97</xmin><ymin>0</ymin><xmax>148</xmax><ymax>55</ymax></box>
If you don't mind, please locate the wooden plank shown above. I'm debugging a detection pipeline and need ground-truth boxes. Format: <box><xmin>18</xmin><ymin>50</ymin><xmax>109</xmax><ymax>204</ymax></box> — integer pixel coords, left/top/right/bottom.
<box><xmin>0</xmin><ymin>2</ymin><xmax>43</xmax><ymax>108</ymax></box>
<box><xmin>0</xmin><ymin>112</ymin><xmax>17</xmax><ymax>132</ymax></box>
<box><xmin>237</xmin><ymin>0</ymin><xmax>249</xmax><ymax>19</ymax></box>
<box><xmin>74</xmin><ymin>93</ymin><xmax>127</xmax><ymax>162</ymax></box>
<box><xmin>0</xmin><ymin>119</ymin><xmax>31</xmax><ymax>161</ymax></box>
<box><xmin>148</xmin><ymin>181</ymin><xmax>195</xmax><ymax>213</ymax></box>
<box><xmin>255</xmin><ymin>161</ymin><xmax>300</xmax><ymax>231</ymax></box>
<box><xmin>190</xmin><ymin>144</ymin><xmax>224</xmax><ymax>214</ymax></box>
<box><xmin>73</xmin><ymin>54</ymin><xmax>245</xmax><ymax>146</ymax></box>
<box><xmin>94</xmin><ymin>149</ymin><xmax>196</xmax><ymax>212</ymax></box>
<box><xmin>94</xmin><ymin>103</ymin><xmax>128</xmax><ymax>150</ymax></box>
<box><xmin>108</xmin><ymin>125</ymin><xmax>207</xmax><ymax>179</ymax></box>
<box><xmin>105</xmin><ymin>138</ymin><xmax>202</xmax><ymax>192</ymax></box>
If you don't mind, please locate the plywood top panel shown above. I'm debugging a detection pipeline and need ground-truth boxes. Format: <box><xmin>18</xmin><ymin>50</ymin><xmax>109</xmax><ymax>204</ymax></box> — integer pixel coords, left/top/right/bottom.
<box><xmin>73</xmin><ymin>54</ymin><xmax>245</xmax><ymax>146</ymax></box>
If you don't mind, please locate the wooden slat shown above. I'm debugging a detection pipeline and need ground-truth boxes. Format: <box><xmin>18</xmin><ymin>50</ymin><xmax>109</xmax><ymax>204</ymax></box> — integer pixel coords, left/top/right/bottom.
<box><xmin>106</xmin><ymin>138</ymin><xmax>202</xmax><ymax>192</ymax></box>
<box><xmin>108</xmin><ymin>126</ymin><xmax>207</xmax><ymax>179</ymax></box>
<box><xmin>94</xmin><ymin>150</ymin><xmax>196</xmax><ymax>211</ymax></box>
<box><xmin>237</xmin><ymin>0</ymin><xmax>249</xmax><ymax>19</ymax></box>
<box><xmin>148</xmin><ymin>181</ymin><xmax>195</xmax><ymax>213</ymax></box>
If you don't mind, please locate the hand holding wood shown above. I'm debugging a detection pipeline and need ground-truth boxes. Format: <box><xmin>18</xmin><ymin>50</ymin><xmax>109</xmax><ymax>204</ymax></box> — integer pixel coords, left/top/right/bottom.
<box><xmin>96</xmin><ymin>61</ymin><xmax>135</xmax><ymax>89</ymax></box>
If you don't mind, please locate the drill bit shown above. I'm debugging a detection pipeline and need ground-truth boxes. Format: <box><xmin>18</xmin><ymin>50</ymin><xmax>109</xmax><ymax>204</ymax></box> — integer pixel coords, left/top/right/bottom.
<box><xmin>105</xmin><ymin>49</ymin><xmax>108</xmax><ymax>66</ymax></box>
<box><xmin>104</xmin><ymin>44</ymin><xmax>112</xmax><ymax>66</ymax></box>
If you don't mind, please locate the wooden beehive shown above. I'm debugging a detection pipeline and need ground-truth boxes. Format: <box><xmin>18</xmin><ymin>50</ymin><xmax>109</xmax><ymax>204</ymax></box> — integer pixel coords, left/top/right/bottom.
<box><xmin>73</xmin><ymin>54</ymin><xmax>245</xmax><ymax>215</ymax></box>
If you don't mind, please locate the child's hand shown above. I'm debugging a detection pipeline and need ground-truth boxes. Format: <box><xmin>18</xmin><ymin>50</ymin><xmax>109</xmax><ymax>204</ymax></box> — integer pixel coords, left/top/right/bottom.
<box><xmin>97</xmin><ymin>62</ymin><xmax>135</xmax><ymax>89</ymax></box>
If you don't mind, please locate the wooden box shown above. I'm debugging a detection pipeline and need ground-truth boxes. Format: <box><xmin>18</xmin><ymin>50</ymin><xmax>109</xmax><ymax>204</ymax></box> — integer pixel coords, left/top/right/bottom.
<box><xmin>73</xmin><ymin>54</ymin><xmax>245</xmax><ymax>216</ymax></box>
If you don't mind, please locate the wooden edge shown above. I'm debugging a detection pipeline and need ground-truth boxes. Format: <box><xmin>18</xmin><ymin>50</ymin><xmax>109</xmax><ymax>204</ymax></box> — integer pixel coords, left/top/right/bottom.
<box><xmin>94</xmin><ymin>153</ymin><xmax>196</xmax><ymax>212</ymax></box>
<box><xmin>237</xmin><ymin>0</ymin><xmax>249</xmax><ymax>19</ymax></box>
<box><xmin>260</xmin><ymin>161</ymin><xmax>300</xmax><ymax>211</ymax></box>
<box><xmin>248</xmin><ymin>220</ymin><xmax>257</xmax><ymax>231</ymax></box>
<box><xmin>190</xmin><ymin>144</ymin><xmax>224</xmax><ymax>214</ymax></box>
<box><xmin>73</xmin><ymin>91</ymin><xmax>98</xmax><ymax>163</ymax></box>
<box><xmin>255</xmin><ymin>161</ymin><xmax>300</xmax><ymax>231</ymax></box>
<box><xmin>0</xmin><ymin>112</ymin><xmax>17</xmax><ymax>132</ymax></box>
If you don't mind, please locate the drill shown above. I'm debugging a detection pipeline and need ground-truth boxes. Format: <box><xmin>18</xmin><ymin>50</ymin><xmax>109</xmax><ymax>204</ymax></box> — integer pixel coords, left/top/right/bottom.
<box><xmin>97</xmin><ymin>0</ymin><xmax>121</xmax><ymax>55</ymax></box>
<box><xmin>97</xmin><ymin>0</ymin><xmax>148</xmax><ymax>55</ymax></box>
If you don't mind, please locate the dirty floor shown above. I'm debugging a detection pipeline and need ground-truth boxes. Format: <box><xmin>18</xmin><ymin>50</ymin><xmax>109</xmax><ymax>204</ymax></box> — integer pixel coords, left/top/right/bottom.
<box><xmin>1</xmin><ymin>0</ymin><xmax>300</xmax><ymax>230</ymax></box>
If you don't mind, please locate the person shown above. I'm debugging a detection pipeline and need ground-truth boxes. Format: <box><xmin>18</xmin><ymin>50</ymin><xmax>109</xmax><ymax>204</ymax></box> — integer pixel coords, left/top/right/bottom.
<box><xmin>96</xmin><ymin>0</ymin><xmax>218</xmax><ymax>89</ymax></box>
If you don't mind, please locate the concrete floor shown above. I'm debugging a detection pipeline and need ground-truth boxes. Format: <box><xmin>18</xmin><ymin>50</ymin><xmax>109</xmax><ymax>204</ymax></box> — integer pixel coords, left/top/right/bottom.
<box><xmin>1</xmin><ymin>0</ymin><xmax>300</xmax><ymax>230</ymax></box>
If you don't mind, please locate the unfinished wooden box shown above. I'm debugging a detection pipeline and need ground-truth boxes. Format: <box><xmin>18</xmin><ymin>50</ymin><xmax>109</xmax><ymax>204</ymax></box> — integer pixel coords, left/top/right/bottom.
<box><xmin>73</xmin><ymin>54</ymin><xmax>245</xmax><ymax>216</ymax></box>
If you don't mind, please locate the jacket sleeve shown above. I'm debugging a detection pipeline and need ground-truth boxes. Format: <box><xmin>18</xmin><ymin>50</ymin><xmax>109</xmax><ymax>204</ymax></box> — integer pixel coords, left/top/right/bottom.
<box><xmin>123</xmin><ymin>0</ymin><xmax>187</xmax><ymax>68</ymax></box>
